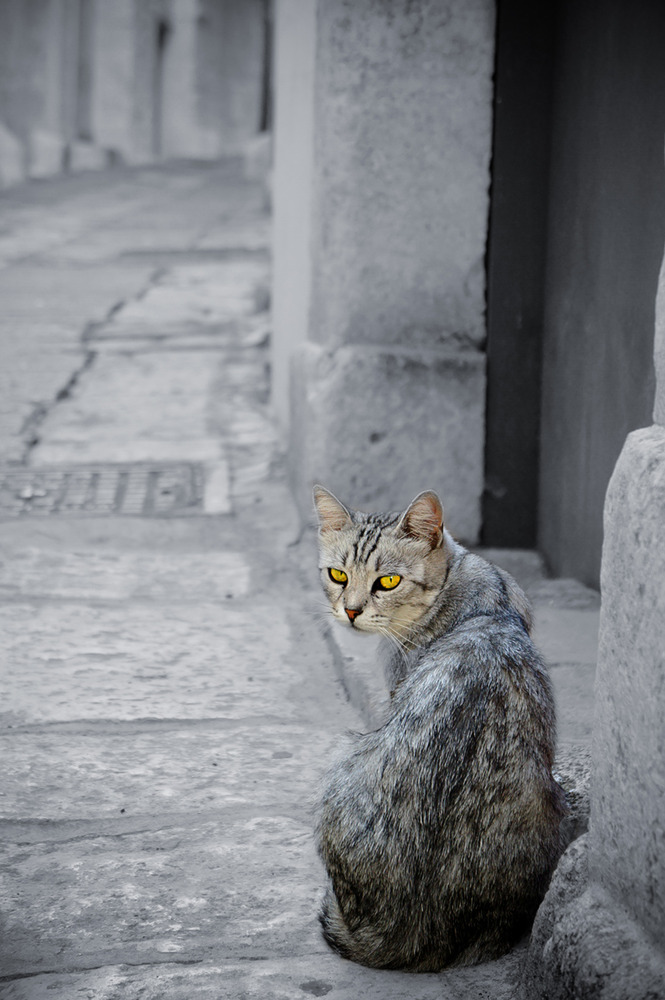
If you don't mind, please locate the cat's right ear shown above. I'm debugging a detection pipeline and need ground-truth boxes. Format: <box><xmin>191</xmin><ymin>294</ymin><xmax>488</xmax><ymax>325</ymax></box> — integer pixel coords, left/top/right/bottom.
<box><xmin>313</xmin><ymin>485</ymin><xmax>352</xmax><ymax>532</ymax></box>
<box><xmin>398</xmin><ymin>490</ymin><xmax>444</xmax><ymax>549</ymax></box>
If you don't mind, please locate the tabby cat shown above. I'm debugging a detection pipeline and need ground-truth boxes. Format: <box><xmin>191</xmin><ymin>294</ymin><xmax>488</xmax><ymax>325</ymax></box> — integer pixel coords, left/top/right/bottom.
<box><xmin>313</xmin><ymin>485</ymin><xmax>567</xmax><ymax>972</ymax></box>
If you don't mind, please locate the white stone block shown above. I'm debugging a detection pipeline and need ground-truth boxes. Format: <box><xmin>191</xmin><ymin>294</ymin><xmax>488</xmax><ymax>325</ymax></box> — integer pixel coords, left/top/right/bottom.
<box><xmin>27</xmin><ymin>129</ymin><xmax>65</xmax><ymax>179</ymax></box>
<box><xmin>69</xmin><ymin>140</ymin><xmax>108</xmax><ymax>172</ymax></box>
<box><xmin>0</xmin><ymin>122</ymin><xmax>25</xmax><ymax>188</ymax></box>
<box><xmin>291</xmin><ymin>342</ymin><xmax>485</xmax><ymax>543</ymax></box>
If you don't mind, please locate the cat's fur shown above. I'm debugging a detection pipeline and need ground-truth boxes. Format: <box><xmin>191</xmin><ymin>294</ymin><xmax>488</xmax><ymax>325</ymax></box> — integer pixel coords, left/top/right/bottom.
<box><xmin>313</xmin><ymin>486</ymin><xmax>567</xmax><ymax>973</ymax></box>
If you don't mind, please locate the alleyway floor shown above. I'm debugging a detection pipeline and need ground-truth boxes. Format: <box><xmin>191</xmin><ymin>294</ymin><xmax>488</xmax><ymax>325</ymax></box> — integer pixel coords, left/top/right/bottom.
<box><xmin>0</xmin><ymin>161</ymin><xmax>598</xmax><ymax>999</ymax></box>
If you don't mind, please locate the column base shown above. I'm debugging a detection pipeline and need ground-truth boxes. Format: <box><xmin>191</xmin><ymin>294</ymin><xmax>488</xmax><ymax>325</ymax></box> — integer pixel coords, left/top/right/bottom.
<box><xmin>522</xmin><ymin>836</ymin><xmax>665</xmax><ymax>999</ymax></box>
<box><xmin>290</xmin><ymin>341</ymin><xmax>485</xmax><ymax>542</ymax></box>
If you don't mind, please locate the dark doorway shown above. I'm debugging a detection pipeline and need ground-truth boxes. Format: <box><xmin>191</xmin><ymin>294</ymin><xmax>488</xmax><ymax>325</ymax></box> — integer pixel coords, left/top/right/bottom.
<box><xmin>75</xmin><ymin>0</ymin><xmax>94</xmax><ymax>141</ymax></box>
<box><xmin>483</xmin><ymin>0</ymin><xmax>557</xmax><ymax>547</ymax></box>
<box><xmin>153</xmin><ymin>18</ymin><xmax>171</xmax><ymax>158</ymax></box>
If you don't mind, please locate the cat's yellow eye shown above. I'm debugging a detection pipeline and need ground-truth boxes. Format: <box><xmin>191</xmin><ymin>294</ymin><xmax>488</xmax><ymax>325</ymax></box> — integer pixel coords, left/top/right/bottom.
<box><xmin>378</xmin><ymin>574</ymin><xmax>401</xmax><ymax>590</ymax></box>
<box><xmin>329</xmin><ymin>567</ymin><xmax>348</xmax><ymax>585</ymax></box>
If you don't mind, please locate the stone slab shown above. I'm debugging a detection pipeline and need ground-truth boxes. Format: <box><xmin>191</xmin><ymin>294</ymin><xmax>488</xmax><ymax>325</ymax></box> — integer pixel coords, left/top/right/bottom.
<box><xmin>532</xmin><ymin>607</ymin><xmax>599</xmax><ymax>667</ymax></box>
<box><xmin>0</xmin><ymin>949</ymin><xmax>523</xmax><ymax>1000</ymax></box>
<box><xmin>0</xmin><ymin>816</ymin><xmax>326</xmax><ymax>976</ymax></box>
<box><xmin>0</xmin><ymin>602</ymin><xmax>301</xmax><ymax>726</ymax></box>
<box><xmin>549</xmin><ymin>664</ymin><xmax>596</xmax><ymax>744</ymax></box>
<box><xmin>29</xmin><ymin>351</ymin><xmax>227</xmax><ymax>466</ymax></box>
<box><xmin>292</xmin><ymin>342</ymin><xmax>485</xmax><ymax>543</ymax></box>
<box><xmin>0</xmin><ymin>724</ymin><xmax>335</xmax><ymax>823</ymax></box>
<box><xmin>0</xmin><ymin>548</ymin><xmax>249</xmax><ymax>602</ymax></box>
<box><xmin>96</xmin><ymin>261</ymin><xmax>270</xmax><ymax>339</ymax></box>
<box><xmin>0</xmin><ymin>264</ymin><xmax>154</xmax><ymax>326</ymax></box>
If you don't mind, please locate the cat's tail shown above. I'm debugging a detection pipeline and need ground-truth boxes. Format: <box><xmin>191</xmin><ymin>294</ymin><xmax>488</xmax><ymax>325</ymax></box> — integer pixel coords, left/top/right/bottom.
<box><xmin>318</xmin><ymin>882</ymin><xmax>413</xmax><ymax>970</ymax></box>
<box><xmin>318</xmin><ymin>883</ymin><xmax>357</xmax><ymax>961</ymax></box>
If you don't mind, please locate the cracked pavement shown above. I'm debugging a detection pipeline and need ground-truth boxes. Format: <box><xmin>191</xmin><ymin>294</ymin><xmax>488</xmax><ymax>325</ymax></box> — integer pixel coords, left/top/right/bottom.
<box><xmin>0</xmin><ymin>161</ymin><xmax>596</xmax><ymax>999</ymax></box>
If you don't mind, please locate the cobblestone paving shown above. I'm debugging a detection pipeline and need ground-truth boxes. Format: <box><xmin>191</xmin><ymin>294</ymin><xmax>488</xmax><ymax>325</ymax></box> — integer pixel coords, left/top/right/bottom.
<box><xmin>0</xmin><ymin>162</ymin><xmax>595</xmax><ymax>999</ymax></box>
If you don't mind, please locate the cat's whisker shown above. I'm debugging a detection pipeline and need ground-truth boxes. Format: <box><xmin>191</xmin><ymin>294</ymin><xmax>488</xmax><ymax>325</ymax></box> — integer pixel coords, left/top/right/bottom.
<box><xmin>381</xmin><ymin>619</ymin><xmax>418</xmax><ymax>652</ymax></box>
<box><xmin>376</xmin><ymin>622</ymin><xmax>411</xmax><ymax>655</ymax></box>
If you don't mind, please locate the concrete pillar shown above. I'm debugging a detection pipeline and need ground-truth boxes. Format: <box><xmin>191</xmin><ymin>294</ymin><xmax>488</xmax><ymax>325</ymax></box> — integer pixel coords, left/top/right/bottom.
<box><xmin>91</xmin><ymin>0</ymin><xmax>137</xmax><ymax>160</ymax></box>
<box><xmin>272</xmin><ymin>0</ymin><xmax>494</xmax><ymax>541</ymax></box>
<box><xmin>522</xmin><ymin>221</ymin><xmax>665</xmax><ymax>998</ymax></box>
<box><xmin>161</xmin><ymin>0</ymin><xmax>209</xmax><ymax>158</ymax></box>
<box><xmin>271</xmin><ymin>0</ymin><xmax>316</xmax><ymax>431</ymax></box>
<box><xmin>162</xmin><ymin>0</ymin><xmax>266</xmax><ymax>160</ymax></box>
<box><xmin>197</xmin><ymin>0</ymin><xmax>266</xmax><ymax>153</ymax></box>
<box><xmin>0</xmin><ymin>0</ymin><xmax>69</xmax><ymax>179</ymax></box>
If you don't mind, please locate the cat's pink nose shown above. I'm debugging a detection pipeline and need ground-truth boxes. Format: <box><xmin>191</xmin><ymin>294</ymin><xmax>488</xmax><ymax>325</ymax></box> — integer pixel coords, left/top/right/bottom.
<box><xmin>346</xmin><ymin>608</ymin><xmax>362</xmax><ymax>621</ymax></box>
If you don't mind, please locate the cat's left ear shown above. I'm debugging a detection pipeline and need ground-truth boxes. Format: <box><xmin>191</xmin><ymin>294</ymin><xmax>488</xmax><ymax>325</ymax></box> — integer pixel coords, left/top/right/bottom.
<box><xmin>398</xmin><ymin>491</ymin><xmax>444</xmax><ymax>549</ymax></box>
<box><xmin>313</xmin><ymin>485</ymin><xmax>352</xmax><ymax>532</ymax></box>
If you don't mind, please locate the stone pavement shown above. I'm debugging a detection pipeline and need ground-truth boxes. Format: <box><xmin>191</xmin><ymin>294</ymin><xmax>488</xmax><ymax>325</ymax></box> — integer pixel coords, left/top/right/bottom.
<box><xmin>0</xmin><ymin>161</ymin><xmax>597</xmax><ymax>999</ymax></box>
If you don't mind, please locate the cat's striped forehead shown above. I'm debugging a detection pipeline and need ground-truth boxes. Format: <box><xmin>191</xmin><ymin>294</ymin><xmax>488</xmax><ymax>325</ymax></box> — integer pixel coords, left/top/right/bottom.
<box><xmin>319</xmin><ymin>511</ymin><xmax>414</xmax><ymax>572</ymax></box>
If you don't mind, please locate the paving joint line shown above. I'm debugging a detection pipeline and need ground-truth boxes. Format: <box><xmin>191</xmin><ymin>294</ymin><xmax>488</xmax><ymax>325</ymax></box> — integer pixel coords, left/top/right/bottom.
<box><xmin>19</xmin><ymin>348</ymin><xmax>96</xmax><ymax>460</ymax></box>
<box><xmin>0</xmin><ymin>715</ymin><xmax>304</xmax><ymax>735</ymax></box>
<box><xmin>0</xmin><ymin>805</ymin><xmax>314</xmax><ymax>847</ymax></box>
<box><xmin>0</xmin><ymin>957</ymin><xmax>205</xmax><ymax>985</ymax></box>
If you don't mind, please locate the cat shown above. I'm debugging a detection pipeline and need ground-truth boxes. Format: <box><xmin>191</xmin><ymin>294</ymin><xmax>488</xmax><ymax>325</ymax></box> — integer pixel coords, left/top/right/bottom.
<box><xmin>313</xmin><ymin>485</ymin><xmax>567</xmax><ymax>973</ymax></box>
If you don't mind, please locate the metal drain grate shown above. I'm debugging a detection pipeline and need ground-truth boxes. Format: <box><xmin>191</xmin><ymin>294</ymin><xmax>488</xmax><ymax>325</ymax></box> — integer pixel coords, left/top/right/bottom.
<box><xmin>0</xmin><ymin>464</ymin><xmax>205</xmax><ymax>517</ymax></box>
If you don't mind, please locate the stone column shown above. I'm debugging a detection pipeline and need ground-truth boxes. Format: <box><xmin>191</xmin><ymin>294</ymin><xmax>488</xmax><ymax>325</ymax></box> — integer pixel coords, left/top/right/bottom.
<box><xmin>272</xmin><ymin>0</ymin><xmax>494</xmax><ymax>541</ymax></box>
<box><xmin>161</xmin><ymin>0</ymin><xmax>212</xmax><ymax>158</ymax></box>
<box><xmin>271</xmin><ymin>0</ymin><xmax>316</xmax><ymax>430</ymax></box>
<box><xmin>522</xmin><ymin>229</ymin><xmax>665</xmax><ymax>996</ymax></box>
<box><xmin>90</xmin><ymin>0</ymin><xmax>137</xmax><ymax>161</ymax></box>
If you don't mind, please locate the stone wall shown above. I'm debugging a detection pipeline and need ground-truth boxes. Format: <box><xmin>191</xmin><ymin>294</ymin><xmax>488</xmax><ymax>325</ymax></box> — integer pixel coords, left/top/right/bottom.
<box><xmin>274</xmin><ymin>0</ymin><xmax>495</xmax><ymax>540</ymax></box>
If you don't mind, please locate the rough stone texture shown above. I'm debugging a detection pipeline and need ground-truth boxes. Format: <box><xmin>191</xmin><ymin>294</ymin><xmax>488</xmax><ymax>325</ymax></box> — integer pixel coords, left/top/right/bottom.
<box><xmin>548</xmin><ymin>665</ymin><xmax>596</xmax><ymax>744</ymax></box>
<box><xmin>0</xmin><ymin>951</ymin><xmax>523</xmax><ymax>1000</ymax></box>
<box><xmin>0</xmin><ymin>601</ymin><xmax>301</xmax><ymax>726</ymax></box>
<box><xmin>0</xmin><ymin>162</ymin><xmax>252</xmax><ymax>464</ymax></box>
<box><xmin>0</xmin><ymin>547</ymin><xmax>250</xmax><ymax>602</ymax></box>
<box><xmin>310</xmin><ymin>0</ymin><xmax>495</xmax><ymax>350</ymax></box>
<box><xmin>523</xmin><ymin>426</ymin><xmax>665</xmax><ymax>997</ymax></box>
<box><xmin>521</xmin><ymin>837</ymin><xmax>665</xmax><ymax>1000</ymax></box>
<box><xmin>29</xmin><ymin>352</ymin><xmax>226</xmax><ymax>466</ymax></box>
<box><xmin>25</xmin><ymin>256</ymin><xmax>269</xmax><ymax>469</ymax></box>
<box><xmin>552</xmin><ymin>745</ymin><xmax>591</xmax><ymax>848</ymax></box>
<box><xmin>0</xmin><ymin>724</ymin><xmax>336</xmax><ymax>823</ymax></box>
<box><xmin>292</xmin><ymin>342</ymin><xmax>485</xmax><ymax>543</ymax></box>
<box><xmin>592</xmin><ymin>426</ymin><xmax>665</xmax><ymax>939</ymax></box>
<box><xmin>0</xmin><ymin>817</ymin><xmax>327</xmax><ymax>976</ymax></box>
<box><xmin>97</xmin><ymin>260</ymin><xmax>269</xmax><ymax>338</ymax></box>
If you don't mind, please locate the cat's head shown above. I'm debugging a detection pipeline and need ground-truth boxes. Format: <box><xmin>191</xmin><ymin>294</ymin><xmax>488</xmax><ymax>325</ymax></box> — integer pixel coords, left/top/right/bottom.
<box><xmin>313</xmin><ymin>486</ymin><xmax>448</xmax><ymax>640</ymax></box>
